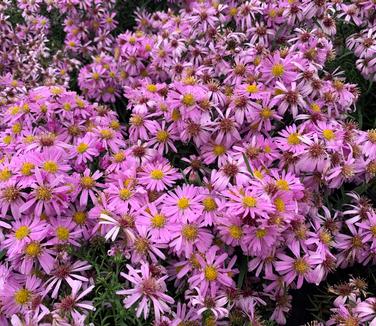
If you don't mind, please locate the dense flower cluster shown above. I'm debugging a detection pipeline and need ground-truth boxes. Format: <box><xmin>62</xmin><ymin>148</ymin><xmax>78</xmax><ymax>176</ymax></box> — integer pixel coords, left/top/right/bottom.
<box><xmin>1</xmin><ymin>0</ymin><xmax>376</xmax><ymax>325</ymax></box>
<box><xmin>0</xmin><ymin>86</ymin><xmax>123</xmax><ymax>324</ymax></box>
<box><xmin>341</xmin><ymin>1</ymin><xmax>376</xmax><ymax>81</ymax></box>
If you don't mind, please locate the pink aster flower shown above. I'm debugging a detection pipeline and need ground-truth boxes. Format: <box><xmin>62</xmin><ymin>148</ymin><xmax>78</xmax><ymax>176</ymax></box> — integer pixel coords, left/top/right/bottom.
<box><xmin>117</xmin><ymin>262</ymin><xmax>174</xmax><ymax>321</ymax></box>
<box><xmin>189</xmin><ymin>287</ymin><xmax>229</xmax><ymax>320</ymax></box>
<box><xmin>1</xmin><ymin>275</ymin><xmax>43</xmax><ymax>316</ymax></box>
<box><xmin>73</xmin><ymin>169</ymin><xmax>104</xmax><ymax>207</ymax></box>
<box><xmin>169</xmin><ymin>220</ymin><xmax>213</xmax><ymax>258</ymax></box>
<box><xmin>355</xmin><ymin>297</ymin><xmax>376</xmax><ymax>324</ymax></box>
<box><xmin>189</xmin><ymin>246</ymin><xmax>235</xmax><ymax>297</ymax></box>
<box><xmin>225</xmin><ymin>186</ymin><xmax>274</xmax><ymax>219</ymax></box>
<box><xmin>275</xmin><ymin>251</ymin><xmax>315</xmax><ymax>289</ymax></box>
<box><xmin>19</xmin><ymin>169</ymin><xmax>70</xmax><ymax>217</ymax></box>
<box><xmin>271</xmin><ymin>81</ymin><xmax>309</xmax><ymax>118</ymax></box>
<box><xmin>137</xmin><ymin>203</ymin><xmax>175</xmax><ymax>242</ymax></box>
<box><xmin>161</xmin><ymin>185</ymin><xmax>203</xmax><ymax>223</ymax></box>
<box><xmin>46</xmin><ymin>217</ymin><xmax>82</xmax><ymax>247</ymax></box>
<box><xmin>138</xmin><ymin>160</ymin><xmax>180</xmax><ymax>191</ymax></box>
<box><xmin>12</xmin><ymin>240</ymin><xmax>55</xmax><ymax>274</ymax></box>
<box><xmin>1</xmin><ymin>216</ymin><xmax>48</xmax><ymax>255</ymax></box>
<box><xmin>54</xmin><ymin>280</ymin><xmax>95</xmax><ymax>320</ymax></box>
<box><xmin>0</xmin><ymin>181</ymin><xmax>27</xmax><ymax>218</ymax></box>
<box><xmin>45</xmin><ymin>260</ymin><xmax>91</xmax><ymax>299</ymax></box>
<box><xmin>259</xmin><ymin>51</ymin><xmax>299</xmax><ymax>84</ymax></box>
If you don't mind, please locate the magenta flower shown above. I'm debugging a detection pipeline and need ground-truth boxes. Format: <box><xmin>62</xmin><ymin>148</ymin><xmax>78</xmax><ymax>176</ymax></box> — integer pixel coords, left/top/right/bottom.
<box><xmin>117</xmin><ymin>263</ymin><xmax>174</xmax><ymax>321</ymax></box>
<box><xmin>138</xmin><ymin>160</ymin><xmax>180</xmax><ymax>191</ymax></box>
<box><xmin>275</xmin><ymin>251</ymin><xmax>315</xmax><ymax>289</ymax></box>
<box><xmin>19</xmin><ymin>169</ymin><xmax>70</xmax><ymax>217</ymax></box>
<box><xmin>1</xmin><ymin>216</ymin><xmax>48</xmax><ymax>255</ymax></box>
<box><xmin>189</xmin><ymin>246</ymin><xmax>235</xmax><ymax>297</ymax></box>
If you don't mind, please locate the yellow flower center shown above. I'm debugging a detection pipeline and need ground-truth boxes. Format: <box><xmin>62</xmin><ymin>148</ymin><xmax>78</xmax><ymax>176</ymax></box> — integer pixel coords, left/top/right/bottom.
<box><xmin>110</xmin><ymin>152</ymin><xmax>123</xmax><ymax>163</ymax></box>
<box><xmin>73</xmin><ymin>211</ymin><xmax>87</xmax><ymax>225</ymax></box>
<box><xmin>151</xmin><ymin>214</ymin><xmax>166</xmax><ymax>228</ymax></box>
<box><xmin>100</xmin><ymin>129</ymin><xmax>113</xmax><ymax>140</ymax></box>
<box><xmin>260</xmin><ymin>107</ymin><xmax>272</xmax><ymax>119</ymax></box>
<box><xmin>76</xmin><ymin>143</ymin><xmax>88</xmax><ymax>153</ymax></box>
<box><xmin>43</xmin><ymin>160</ymin><xmax>58</xmax><ymax>173</ymax></box>
<box><xmin>80</xmin><ymin>176</ymin><xmax>94</xmax><ymax>189</ymax></box>
<box><xmin>36</xmin><ymin>186</ymin><xmax>52</xmax><ymax>201</ymax></box>
<box><xmin>0</xmin><ymin>168</ymin><xmax>12</xmax><ymax>181</ymax></box>
<box><xmin>276</xmin><ymin>179</ymin><xmax>290</xmax><ymax>191</ymax></box>
<box><xmin>150</xmin><ymin>169</ymin><xmax>164</xmax><ymax>180</ymax></box>
<box><xmin>3</xmin><ymin>135</ymin><xmax>12</xmax><ymax>145</ymax></box>
<box><xmin>319</xmin><ymin>230</ymin><xmax>332</xmax><ymax>244</ymax></box>
<box><xmin>14</xmin><ymin>288</ymin><xmax>31</xmax><ymax>305</ymax></box>
<box><xmin>56</xmin><ymin>226</ymin><xmax>70</xmax><ymax>241</ymax></box>
<box><xmin>229</xmin><ymin>225</ymin><xmax>242</xmax><ymax>239</ymax></box>
<box><xmin>287</xmin><ymin>133</ymin><xmax>301</xmax><ymax>145</ymax></box>
<box><xmin>146</xmin><ymin>84</ymin><xmax>158</xmax><ymax>92</ymax></box>
<box><xmin>25</xmin><ymin>242</ymin><xmax>41</xmax><ymax>257</ymax></box>
<box><xmin>181</xmin><ymin>94</ymin><xmax>195</xmax><ymax>106</ymax></box>
<box><xmin>119</xmin><ymin>188</ymin><xmax>132</xmax><ymax>200</ymax></box>
<box><xmin>370</xmin><ymin>225</ymin><xmax>376</xmax><ymax>237</ymax></box>
<box><xmin>213</xmin><ymin>144</ymin><xmax>226</xmax><ymax>156</ymax></box>
<box><xmin>204</xmin><ymin>265</ymin><xmax>218</xmax><ymax>281</ymax></box>
<box><xmin>229</xmin><ymin>7</ymin><xmax>238</xmax><ymax>16</ymax></box>
<box><xmin>15</xmin><ymin>225</ymin><xmax>30</xmax><ymax>240</ymax></box>
<box><xmin>110</xmin><ymin>120</ymin><xmax>120</xmax><ymax>130</ymax></box>
<box><xmin>21</xmin><ymin>162</ymin><xmax>34</xmax><ymax>176</ymax></box>
<box><xmin>253</xmin><ymin>170</ymin><xmax>264</xmax><ymax>179</ymax></box>
<box><xmin>271</xmin><ymin>63</ymin><xmax>284</xmax><ymax>77</ymax></box>
<box><xmin>256</xmin><ymin>229</ymin><xmax>267</xmax><ymax>238</ymax></box>
<box><xmin>63</xmin><ymin>103</ymin><xmax>71</xmax><ymax>111</ymax></box>
<box><xmin>274</xmin><ymin>197</ymin><xmax>286</xmax><ymax>212</ymax></box>
<box><xmin>243</xmin><ymin>196</ymin><xmax>257</xmax><ymax>208</ymax></box>
<box><xmin>177</xmin><ymin>197</ymin><xmax>190</xmax><ymax>209</ymax></box>
<box><xmin>322</xmin><ymin>129</ymin><xmax>335</xmax><ymax>140</ymax></box>
<box><xmin>246</xmin><ymin>84</ymin><xmax>258</xmax><ymax>93</ymax></box>
<box><xmin>156</xmin><ymin>130</ymin><xmax>169</xmax><ymax>143</ymax></box>
<box><xmin>12</xmin><ymin>123</ymin><xmax>22</xmax><ymax>134</ymax></box>
<box><xmin>310</xmin><ymin>103</ymin><xmax>321</xmax><ymax>112</ymax></box>
<box><xmin>202</xmin><ymin>197</ymin><xmax>217</xmax><ymax>211</ymax></box>
<box><xmin>130</xmin><ymin>114</ymin><xmax>144</xmax><ymax>126</ymax></box>
<box><xmin>293</xmin><ymin>258</ymin><xmax>309</xmax><ymax>274</ymax></box>
<box><xmin>182</xmin><ymin>225</ymin><xmax>198</xmax><ymax>240</ymax></box>
<box><xmin>171</xmin><ymin>109</ymin><xmax>181</xmax><ymax>121</ymax></box>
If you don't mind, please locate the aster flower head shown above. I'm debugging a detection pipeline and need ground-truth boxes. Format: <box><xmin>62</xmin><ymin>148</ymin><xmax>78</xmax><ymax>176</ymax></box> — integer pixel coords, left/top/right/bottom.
<box><xmin>117</xmin><ymin>262</ymin><xmax>174</xmax><ymax>321</ymax></box>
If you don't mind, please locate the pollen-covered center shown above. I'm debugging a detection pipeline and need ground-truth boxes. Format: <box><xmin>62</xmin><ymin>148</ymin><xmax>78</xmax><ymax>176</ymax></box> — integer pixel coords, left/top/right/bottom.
<box><xmin>25</xmin><ymin>242</ymin><xmax>41</xmax><ymax>257</ymax></box>
<box><xmin>271</xmin><ymin>63</ymin><xmax>285</xmax><ymax>77</ymax></box>
<box><xmin>242</xmin><ymin>196</ymin><xmax>257</xmax><ymax>208</ymax></box>
<box><xmin>181</xmin><ymin>93</ymin><xmax>195</xmax><ymax>106</ymax></box>
<box><xmin>151</xmin><ymin>214</ymin><xmax>166</xmax><ymax>228</ymax></box>
<box><xmin>15</xmin><ymin>225</ymin><xmax>30</xmax><ymax>240</ymax></box>
<box><xmin>150</xmin><ymin>169</ymin><xmax>164</xmax><ymax>180</ymax></box>
<box><xmin>202</xmin><ymin>197</ymin><xmax>217</xmax><ymax>211</ymax></box>
<box><xmin>293</xmin><ymin>258</ymin><xmax>309</xmax><ymax>274</ymax></box>
<box><xmin>182</xmin><ymin>225</ymin><xmax>198</xmax><ymax>240</ymax></box>
<box><xmin>204</xmin><ymin>265</ymin><xmax>218</xmax><ymax>281</ymax></box>
<box><xmin>287</xmin><ymin>132</ymin><xmax>301</xmax><ymax>145</ymax></box>
<box><xmin>56</xmin><ymin>226</ymin><xmax>70</xmax><ymax>241</ymax></box>
<box><xmin>14</xmin><ymin>288</ymin><xmax>31</xmax><ymax>305</ymax></box>
<box><xmin>229</xmin><ymin>225</ymin><xmax>243</xmax><ymax>239</ymax></box>
<box><xmin>36</xmin><ymin>186</ymin><xmax>52</xmax><ymax>201</ymax></box>
<box><xmin>177</xmin><ymin>197</ymin><xmax>190</xmax><ymax>210</ymax></box>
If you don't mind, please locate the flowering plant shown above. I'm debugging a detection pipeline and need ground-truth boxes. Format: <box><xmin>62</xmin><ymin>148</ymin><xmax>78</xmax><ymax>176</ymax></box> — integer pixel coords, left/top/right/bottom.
<box><xmin>1</xmin><ymin>0</ymin><xmax>376</xmax><ymax>325</ymax></box>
